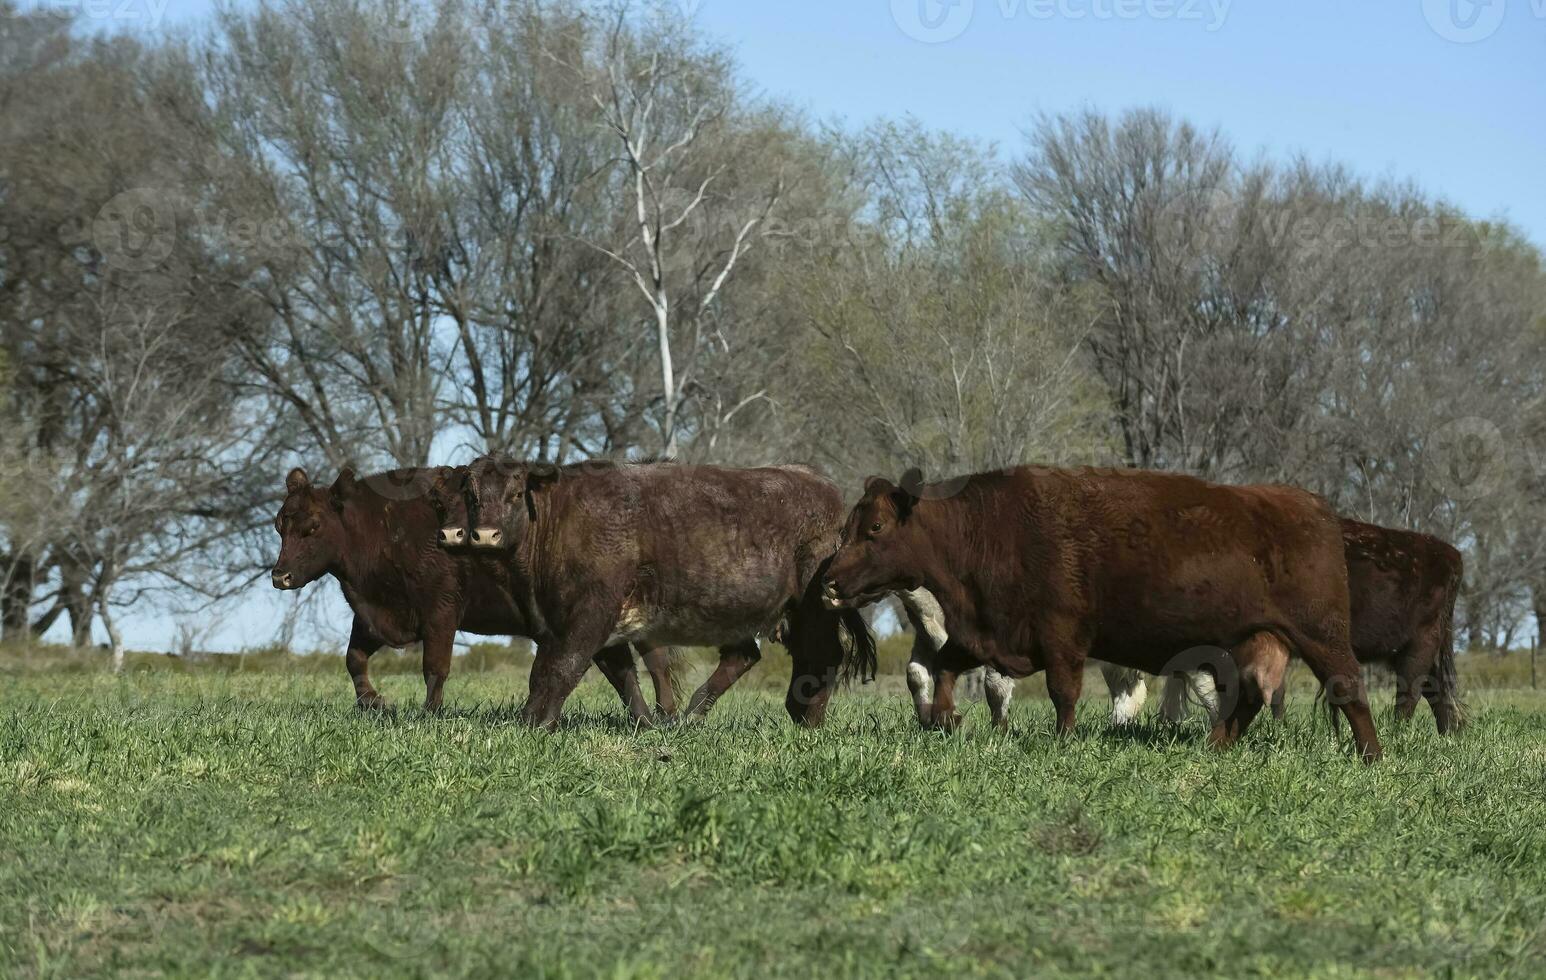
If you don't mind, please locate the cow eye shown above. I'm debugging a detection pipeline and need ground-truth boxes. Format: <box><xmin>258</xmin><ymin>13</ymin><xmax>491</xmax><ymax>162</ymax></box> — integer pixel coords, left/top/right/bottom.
<box><xmin>869</xmin><ymin>521</ymin><xmax>883</xmax><ymax>535</ymax></box>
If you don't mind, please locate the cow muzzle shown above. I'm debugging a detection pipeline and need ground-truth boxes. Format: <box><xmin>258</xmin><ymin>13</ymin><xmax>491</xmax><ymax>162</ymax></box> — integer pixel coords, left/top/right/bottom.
<box><xmin>271</xmin><ymin>569</ymin><xmax>296</xmax><ymax>590</ymax></box>
<box><xmin>470</xmin><ymin>527</ymin><xmax>504</xmax><ymax>548</ymax></box>
<box><xmin>439</xmin><ymin>526</ymin><xmax>467</xmax><ymax>547</ymax></box>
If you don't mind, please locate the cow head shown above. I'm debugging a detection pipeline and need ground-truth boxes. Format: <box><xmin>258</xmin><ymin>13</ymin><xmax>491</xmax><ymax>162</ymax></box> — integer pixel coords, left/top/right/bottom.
<box><xmin>271</xmin><ymin>466</ymin><xmax>355</xmax><ymax>590</ymax></box>
<box><xmin>822</xmin><ymin>471</ymin><xmax>930</xmax><ymax>609</ymax></box>
<box><xmin>463</xmin><ymin>455</ymin><xmax>560</xmax><ymax>550</ymax></box>
<box><xmin>427</xmin><ymin>466</ymin><xmax>470</xmax><ymax>548</ymax></box>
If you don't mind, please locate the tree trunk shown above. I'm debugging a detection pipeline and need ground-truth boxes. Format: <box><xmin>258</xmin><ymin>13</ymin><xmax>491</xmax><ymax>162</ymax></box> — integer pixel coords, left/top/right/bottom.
<box><xmin>99</xmin><ymin>592</ymin><xmax>125</xmax><ymax>673</ymax></box>
<box><xmin>655</xmin><ymin>298</ymin><xmax>677</xmax><ymax>456</ymax></box>
<box><xmin>1</xmin><ymin>553</ymin><xmax>36</xmax><ymax>642</ymax></box>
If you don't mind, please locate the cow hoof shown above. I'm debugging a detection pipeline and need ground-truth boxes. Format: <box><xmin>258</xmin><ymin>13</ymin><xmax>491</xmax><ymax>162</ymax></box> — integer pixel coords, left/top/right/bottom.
<box><xmin>927</xmin><ymin>712</ymin><xmax>962</xmax><ymax>732</ymax></box>
<box><xmin>356</xmin><ymin>694</ymin><xmax>389</xmax><ymax>712</ymax></box>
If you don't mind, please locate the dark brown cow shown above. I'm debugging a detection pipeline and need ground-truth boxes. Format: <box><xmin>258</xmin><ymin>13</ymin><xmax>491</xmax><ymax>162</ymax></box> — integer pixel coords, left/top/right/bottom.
<box><xmin>270</xmin><ymin>465</ymin><xmax>659</xmax><ymax>720</ymax></box>
<box><xmin>1140</xmin><ymin>519</ymin><xmax>1467</xmax><ymax>733</ymax></box>
<box><xmin>1336</xmin><ymin>519</ymin><xmax>1465</xmax><ymax>732</ymax></box>
<box><xmin>441</xmin><ymin>456</ymin><xmax>877</xmax><ymax>729</ymax></box>
<box><xmin>428</xmin><ymin>470</ymin><xmax>683</xmax><ymax>718</ymax></box>
<box><xmin>822</xmin><ymin>466</ymin><xmax>1383</xmax><ymax>761</ymax></box>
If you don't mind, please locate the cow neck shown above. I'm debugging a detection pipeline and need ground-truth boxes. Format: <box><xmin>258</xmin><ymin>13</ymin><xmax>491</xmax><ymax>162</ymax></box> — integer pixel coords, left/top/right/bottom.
<box><xmin>908</xmin><ymin>491</ymin><xmax>995</xmax><ymax>658</ymax></box>
<box><xmin>503</xmin><ymin>488</ymin><xmax>560</xmax><ymax>638</ymax></box>
<box><xmin>333</xmin><ymin>493</ymin><xmax>413</xmax><ymax>595</ymax></box>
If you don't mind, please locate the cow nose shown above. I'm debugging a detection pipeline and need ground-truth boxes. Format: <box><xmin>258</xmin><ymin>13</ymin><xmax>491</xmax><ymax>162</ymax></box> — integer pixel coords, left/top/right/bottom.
<box><xmin>471</xmin><ymin>527</ymin><xmax>503</xmax><ymax>548</ymax></box>
<box><xmin>438</xmin><ymin>527</ymin><xmax>467</xmax><ymax>546</ymax></box>
<box><xmin>271</xmin><ymin>570</ymin><xmax>294</xmax><ymax>590</ymax></box>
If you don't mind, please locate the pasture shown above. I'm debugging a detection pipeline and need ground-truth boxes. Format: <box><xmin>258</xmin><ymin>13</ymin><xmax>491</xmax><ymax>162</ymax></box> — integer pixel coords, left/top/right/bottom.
<box><xmin>3</xmin><ymin>649</ymin><xmax>1545</xmax><ymax>978</ymax></box>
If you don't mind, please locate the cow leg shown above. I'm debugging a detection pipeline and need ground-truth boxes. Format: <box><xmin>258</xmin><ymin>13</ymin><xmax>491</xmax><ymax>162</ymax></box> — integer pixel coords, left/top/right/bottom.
<box><xmin>1270</xmin><ymin>682</ymin><xmax>1286</xmax><ymax>721</ymax></box>
<box><xmin>928</xmin><ymin>663</ymin><xmax>961</xmax><ymax>732</ymax></box>
<box><xmin>591</xmin><ymin>644</ymin><xmax>655</xmax><ymax>727</ymax></box>
<box><xmin>1289</xmin><ymin>625</ymin><xmax>1382</xmax><ymax>762</ymax></box>
<box><xmin>1421</xmin><ymin>672</ymin><xmax>1457</xmax><ymax>735</ymax></box>
<box><xmin>345</xmin><ymin>617</ymin><xmax>386</xmax><ymax>710</ymax></box>
<box><xmin>421</xmin><ymin>625</ymin><xmax>454</xmax><ymax>713</ymax></box>
<box><xmin>1099</xmin><ymin>661</ymin><xmax>1147</xmax><ymax>726</ymax></box>
<box><xmin>522</xmin><ymin>627</ymin><xmax>611</xmax><ymax>731</ymax></box>
<box><xmin>1392</xmin><ymin>640</ymin><xmax>1430</xmax><ymax>724</ymax></box>
<box><xmin>906</xmin><ymin>635</ymin><xmax>936</xmax><ymax>728</ymax></box>
<box><xmin>639</xmin><ymin>645</ymin><xmax>678</xmax><ymax>717</ymax></box>
<box><xmin>1045</xmin><ymin>654</ymin><xmax>1084</xmax><ymax>737</ymax></box>
<box><xmin>685</xmin><ymin>639</ymin><xmax>762</xmax><ymax>719</ymax></box>
<box><xmin>983</xmin><ymin>668</ymin><xmax>1015</xmax><ymax>731</ymax></box>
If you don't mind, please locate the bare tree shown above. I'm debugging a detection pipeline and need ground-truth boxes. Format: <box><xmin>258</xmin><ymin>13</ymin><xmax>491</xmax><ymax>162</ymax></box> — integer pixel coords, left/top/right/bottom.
<box><xmin>793</xmin><ymin>122</ymin><xmax>1111</xmax><ymax>485</ymax></box>
<box><xmin>562</xmin><ymin>4</ymin><xmax>786</xmax><ymax>455</ymax></box>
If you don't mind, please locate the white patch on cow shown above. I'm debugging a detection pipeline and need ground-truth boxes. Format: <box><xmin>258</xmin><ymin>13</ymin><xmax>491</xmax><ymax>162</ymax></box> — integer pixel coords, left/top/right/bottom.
<box><xmin>1188</xmin><ymin>670</ymin><xmax>1220</xmax><ymax>721</ymax></box>
<box><xmin>983</xmin><ymin>667</ymin><xmax>1015</xmax><ymax>725</ymax></box>
<box><xmin>605</xmin><ymin>603</ymin><xmax>651</xmax><ymax>646</ymax></box>
<box><xmin>1098</xmin><ymin>662</ymin><xmax>1147</xmax><ymax>725</ymax></box>
<box><xmin>905</xmin><ymin>659</ymin><xmax>934</xmax><ymax>701</ymax></box>
<box><xmin>898</xmin><ymin>587</ymin><xmax>949</xmax><ymax>651</ymax></box>
<box><xmin>1161</xmin><ymin>671</ymin><xmax>1221</xmax><ymax>724</ymax></box>
<box><xmin>1112</xmin><ymin>679</ymin><xmax>1146</xmax><ymax>725</ymax></box>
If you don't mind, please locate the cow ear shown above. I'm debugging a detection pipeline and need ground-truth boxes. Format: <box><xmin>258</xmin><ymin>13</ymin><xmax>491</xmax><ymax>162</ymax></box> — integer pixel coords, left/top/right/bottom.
<box><xmin>329</xmin><ymin>467</ymin><xmax>359</xmax><ymax>510</ymax></box>
<box><xmin>285</xmin><ymin>467</ymin><xmax>310</xmax><ymax>494</ymax></box>
<box><xmin>892</xmin><ymin>468</ymin><xmax>925</xmax><ymax>521</ymax></box>
<box><xmin>863</xmin><ymin>475</ymin><xmax>896</xmax><ymax>496</ymax></box>
<box><xmin>428</xmin><ymin>466</ymin><xmax>456</xmax><ymax>509</ymax></box>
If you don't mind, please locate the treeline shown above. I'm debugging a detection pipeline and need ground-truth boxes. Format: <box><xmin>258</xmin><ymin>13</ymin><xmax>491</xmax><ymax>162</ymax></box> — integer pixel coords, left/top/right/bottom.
<box><xmin>1</xmin><ymin>0</ymin><xmax>1543</xmax><ymax>657</ymax></box>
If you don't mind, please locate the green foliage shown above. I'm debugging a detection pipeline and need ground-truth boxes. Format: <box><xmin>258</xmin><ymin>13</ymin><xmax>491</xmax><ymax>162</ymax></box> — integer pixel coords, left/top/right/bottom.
<box><xmin>2</xmin><ymin>672</ymin><xmax>1544</xmax><ymax>977</ymax></box>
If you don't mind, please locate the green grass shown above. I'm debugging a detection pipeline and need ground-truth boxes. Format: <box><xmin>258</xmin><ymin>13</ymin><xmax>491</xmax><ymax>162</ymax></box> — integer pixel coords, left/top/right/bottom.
<box><xmin>2</xmin><ymin>658</ymin><xmax>1545</xmax><ymax>978</ymax></box>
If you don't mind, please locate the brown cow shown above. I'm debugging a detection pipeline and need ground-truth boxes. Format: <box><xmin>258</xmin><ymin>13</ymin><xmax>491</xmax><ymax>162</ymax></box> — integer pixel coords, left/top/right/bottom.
<box><xmin>441</xmin><ymin>456</ymin><xmax>877</xmax><ymax>729</ymax></box>
<box><xmin>1339</xmin><ymin>519</ymin><xmax>1465</xmax><ymax>732</ymax></box>
<box><xmin>1106</xmin><ymin>518</ymin><xmax>1466</xmax><ymax>734</ymax></box>
<box><xmin>270</xmin><ymin>465</ymin><xmax>660</xmax><ymax>720</ymax></box>
<box><xmin>428</xmin><ymin>470</ymin><xmax>683</xmax><ymax>718</ymax></box>
<box><xmin>822</xmin><ymin>466</ymin><xmax>1383</xmax><ymax>761</ymax></box>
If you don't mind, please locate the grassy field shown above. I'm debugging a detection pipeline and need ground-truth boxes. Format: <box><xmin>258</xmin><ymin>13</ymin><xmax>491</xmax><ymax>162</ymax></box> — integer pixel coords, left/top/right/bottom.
<box><xmin>3</xmin><ymin>648</ymin><xmax>1545</xmax><ymax>978</ymax></box>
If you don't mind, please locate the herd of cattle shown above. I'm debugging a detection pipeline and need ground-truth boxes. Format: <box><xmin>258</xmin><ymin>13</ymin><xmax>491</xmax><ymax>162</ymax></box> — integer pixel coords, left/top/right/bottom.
<box><xmin>272</xmin><ymin>456</ymin><xmax>1465</xmax><ymax>762</ymax></box>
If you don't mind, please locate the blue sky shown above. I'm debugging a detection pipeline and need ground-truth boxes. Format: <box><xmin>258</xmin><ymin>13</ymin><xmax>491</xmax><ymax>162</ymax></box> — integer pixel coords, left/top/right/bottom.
<box><xmin>72</xmin><ymin>0</ymin><xmax>1544</xmax><ymax>651</ymax></box>
<box><xmin>685</xmin><ymin>0</ymin><xmax>1544</xmax><ymax>244</ymax></box>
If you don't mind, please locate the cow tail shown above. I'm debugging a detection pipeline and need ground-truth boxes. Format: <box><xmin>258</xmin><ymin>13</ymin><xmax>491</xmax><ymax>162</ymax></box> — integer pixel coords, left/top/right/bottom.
<box><xmin>837</xmin><ymin>608</ymin><xmax>878</xmax><ymax>686</ymax></box>
<box><xmin>1312</xmin><ymin>662</ymin><xmax>1342</xmax><ymax>735</ymax></box>
<box><xmin>1434</xmin><ymin>571</ymin><xmax>1467</xmax><ymax>731</ymax></box>
<box><xmin>666</xmin><ymin>648</ymin><xmax>695</xmax><ymax>708</ymax></box>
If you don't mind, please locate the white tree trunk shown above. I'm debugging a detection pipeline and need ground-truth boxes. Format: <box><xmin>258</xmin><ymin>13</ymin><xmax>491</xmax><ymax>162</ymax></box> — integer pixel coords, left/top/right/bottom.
<box><xmin>100</xmin><ymin>595</ymin><xmax>125</xmax><ymax>673</ymax></box>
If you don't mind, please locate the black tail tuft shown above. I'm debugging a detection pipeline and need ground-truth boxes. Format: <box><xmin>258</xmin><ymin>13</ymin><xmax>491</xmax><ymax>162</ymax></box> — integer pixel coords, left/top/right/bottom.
<box><xmin>1434</xmin><ymin>566</ymin><xmax>1467</xmax><ymax>731</ymax></box>
<box><xmin>837</xmin><ymin>608</ymin><xmax>878</xmax><ymax>686</ymax></box>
